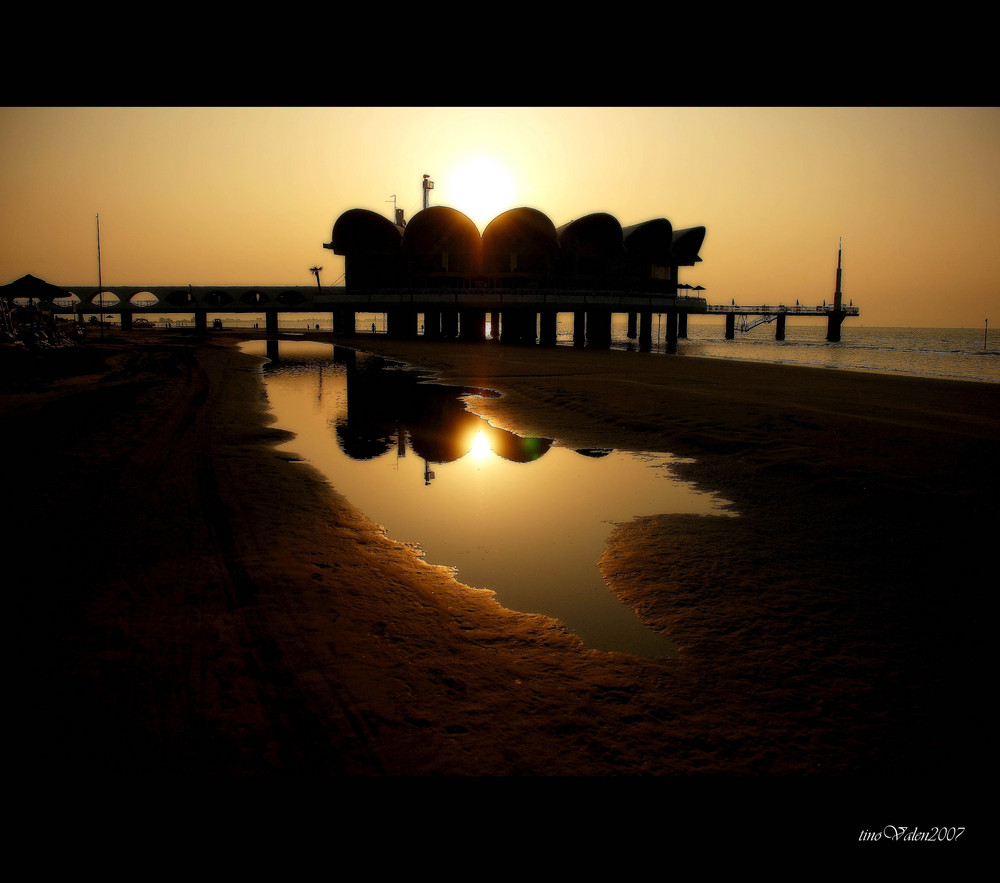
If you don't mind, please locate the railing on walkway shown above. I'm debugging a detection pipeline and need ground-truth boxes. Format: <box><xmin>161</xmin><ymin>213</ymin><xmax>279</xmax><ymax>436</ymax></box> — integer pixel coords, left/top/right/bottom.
<box><xmin>41</xmin><ymin>285</ymin><xmax>710</xmax><ymax>315</ymax></box>
<box><xmin>706</xmin><ymin>303</ymin><xmax>860</xmax><ymax>316</ymax></box>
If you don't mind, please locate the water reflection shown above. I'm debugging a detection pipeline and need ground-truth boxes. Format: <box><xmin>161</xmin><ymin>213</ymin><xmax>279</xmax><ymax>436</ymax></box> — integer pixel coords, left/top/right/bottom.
<box><xmin>244</xmin><ymin>340</ymin><xmax>730</xmax><ymax>657</ymax></box>
<box><xmin>335</xmin><ymin>347</ymin><xmax>552</xmax><ymax>477</ymax></box>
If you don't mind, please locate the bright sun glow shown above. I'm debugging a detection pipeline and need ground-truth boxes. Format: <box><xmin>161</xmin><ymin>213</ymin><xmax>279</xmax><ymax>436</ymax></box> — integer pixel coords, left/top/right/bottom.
<box><xmin>447</xmin><ymin>156</ymin><xmax>516</xmax><ymax>228</ymax></box>
<box><xmin>470</xmin><ymin>430</ymin><xmax>493</xmax><ymax>460</ymax></box>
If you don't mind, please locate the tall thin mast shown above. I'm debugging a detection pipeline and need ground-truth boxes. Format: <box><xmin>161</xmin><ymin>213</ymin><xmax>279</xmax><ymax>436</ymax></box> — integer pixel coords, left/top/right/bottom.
<box><xmin>833</xmin><ymin>238</ymin><xmax>843</xmax><ymax>312</ymax></box>
<box><xmin>97</xmin><ymin>213</ymin><xmax>104</xmax><ymax>339</ymax></box>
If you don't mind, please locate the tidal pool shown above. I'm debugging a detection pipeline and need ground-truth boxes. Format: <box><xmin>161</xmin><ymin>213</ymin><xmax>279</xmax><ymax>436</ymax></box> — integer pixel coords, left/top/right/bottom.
<box><xmin>243</xmin><ymin>340</ymin><xmax>731</xmax><ymax>657</ymax></box>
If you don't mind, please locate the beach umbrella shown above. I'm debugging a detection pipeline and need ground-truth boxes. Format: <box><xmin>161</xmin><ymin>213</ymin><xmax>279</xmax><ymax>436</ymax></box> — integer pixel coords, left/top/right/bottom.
<box><xmin>0</xmin><ymin>274</ymin><xmax>70</xmax><ymax>304</ymax></box>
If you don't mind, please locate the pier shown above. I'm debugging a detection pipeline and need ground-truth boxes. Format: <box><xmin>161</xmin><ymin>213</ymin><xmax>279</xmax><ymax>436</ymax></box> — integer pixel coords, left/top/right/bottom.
<box><xmin>20</xmin><ymin>202</ymin><xmax>861</xmax><ymax>348</ymax></box>
<box><xmin>42</xmin><ymin>285</ymin><xmax>708</xmax><ymax>351</ymax></box>
<box><xmin>16</xmin><ymin>215</ymin><xmax>858</xmax><ymax>348</ymax></box>
<box><xmin>35</xmin><ymin>285</ymin><xmax>858</xmax><ymax>347</ymax></box>
<box><xmin>9</xmin><ymin>192</ymin><xmax>863</xmax><ymax>350</ymax></box>
<box><xmin>707</xmin><ymin>302</ymin><xmax>861</xmax><ymax>343</ymax></box>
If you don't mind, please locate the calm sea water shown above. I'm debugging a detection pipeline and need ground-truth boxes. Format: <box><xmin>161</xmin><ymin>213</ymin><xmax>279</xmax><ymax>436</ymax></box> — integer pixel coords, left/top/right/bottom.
<box><xmin>138</xmin><ymin>308</ymin><xmax>997</xmax><ymax>384</ymax></box>
<box><xmin>353</xmin><ymin>312</ymin><xmax>999</xmax><ymax>384</ymax></box>
<box><xmin>629</xmin><ymin>321</ymin><xmax>1000</xmax><ymax>384</ymax></box>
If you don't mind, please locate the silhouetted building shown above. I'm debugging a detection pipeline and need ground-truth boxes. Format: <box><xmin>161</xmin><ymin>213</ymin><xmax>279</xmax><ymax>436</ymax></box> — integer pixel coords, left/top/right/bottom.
<box><xmin>326</xmin><ymin>206</ymin><xmax>705</xmax><ymax>295</ymax></box>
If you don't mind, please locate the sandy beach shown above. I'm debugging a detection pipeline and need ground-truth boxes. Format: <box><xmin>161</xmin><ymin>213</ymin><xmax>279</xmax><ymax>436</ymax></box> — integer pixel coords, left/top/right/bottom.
<box><xmin>6</xmin><ymin>329</ymin><xmax>997</xmax><ymax>779</ymax></box>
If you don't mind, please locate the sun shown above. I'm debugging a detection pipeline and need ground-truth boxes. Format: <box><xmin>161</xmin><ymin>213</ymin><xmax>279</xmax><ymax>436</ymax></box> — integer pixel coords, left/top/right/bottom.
<box><xmin>446</xmin><ymin>156</ymin><xmax>516</xmax><ymax>229</ymax></box>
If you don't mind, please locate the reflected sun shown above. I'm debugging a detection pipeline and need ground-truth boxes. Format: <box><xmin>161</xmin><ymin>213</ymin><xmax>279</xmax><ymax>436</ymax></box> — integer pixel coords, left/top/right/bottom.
<box><xmin>447</xmin><ymin>156</ymin><xmax>516</xmax><ymax>228</ymax></box>
<box><xmin>470</xmin><ymin>429</ymin><xmax>493</xmax><ymax>460</ymax></box>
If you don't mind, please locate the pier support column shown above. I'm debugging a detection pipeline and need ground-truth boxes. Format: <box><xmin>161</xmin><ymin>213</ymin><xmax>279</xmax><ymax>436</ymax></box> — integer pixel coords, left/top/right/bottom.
<box><xmin>725</xmin><ymin>313</ymin><xmax>735</xmax><ymax>340</ymax></box>
<box><xmin>332</xmin><ymin>307</ymin><xmax>355</xmax><ymax>336</ymax></box>
<box><xmin>665</xmin><ymin>309</ymin><xmax>678</xmax><ymax>353</ymax></box>
<box><xmin>490</xmin><ymin>311</ymin><xmax>500</xmax><ymax>340</ymax></box>
<box><xmin>678</xmin><ymin>312</ymin><xmax>688</xmax><ymax>339</ymax></box>
<box><xmin>460</xmin><ymin>309</ymin><xmax>487</xmax><ymax>342</ymax></box>
<box><xmin>423</xmin><ymin>309</ymin><xmax>442</xmax><ymax>339</ymax></box>
<box><xmin>501</xmin><ymin>309</ymin><xmax>536</xmax><ymax>345</ymax></box>
<box><xmin>638</xmin><ymin>309</ymin><xmax>652</xmax><ymax>352</ymax></box>
<box><xmin>573</xmin><ymin>311</ymin><xmax>586</xmax><ymax>347</ymax></box>
<box><xmin>265</xmin><ymin>311</ymin><xmax>278</xmax><ymax>336</ymax></box>
<box><xmin>526</xmin><ymin>310</ymin><xmax>538</xmax><ymax>344</ymax></box>
<box><xmin>499</xmin><ymin>310</ymin><xmax>516</xmax><ymax>344</ymax></box>
<box><xmin>387</xmin><ymin>308</ymin><xmax>418</xmax><ymax>339</ymax></box>
<box><xmin>442</xmin><ymin>309</ymin><xmax>459</xmax><ymax>339</ymax></box>
<box><xmin>539</xmin><ymin>309</ymin><xmax>557</xmax><ymax>346</ymax></box>
<box><xmin>775</xmin><ymin>313</ymin><xmax>786</xmax><ymax>341</ymax></box>
<box><xmin>586</xmin><ymin>309</ymin><xmax>612</xmax><ymax>349</ymax></box>
<box><xmin>826</xmin><ymin>310</ymin><xmax>845</xmax><ymax>342</ymax></box>
<box><xmin>627</xmin><ymin>311</ymin><xmax>637</xmax><ymax>339</ymax></box>
<box><xmin>120</xmin><ymin>312</ymin><xmax>132</xmax><ymax>331</ymax></box>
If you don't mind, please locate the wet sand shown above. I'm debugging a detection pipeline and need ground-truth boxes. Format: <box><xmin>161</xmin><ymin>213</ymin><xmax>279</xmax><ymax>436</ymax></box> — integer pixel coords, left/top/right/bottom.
<box><xmin>7</xmin><ymin>330</ymin><xmax>997</xmax><ymax>780</ymax></box>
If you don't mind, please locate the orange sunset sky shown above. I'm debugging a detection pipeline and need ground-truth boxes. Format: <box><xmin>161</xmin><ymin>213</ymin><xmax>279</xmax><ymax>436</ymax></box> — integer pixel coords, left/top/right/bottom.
<box><xmin>1</xmin><ymin>106</ymin><xmax>997</xmax><ymax>327</ymax></box>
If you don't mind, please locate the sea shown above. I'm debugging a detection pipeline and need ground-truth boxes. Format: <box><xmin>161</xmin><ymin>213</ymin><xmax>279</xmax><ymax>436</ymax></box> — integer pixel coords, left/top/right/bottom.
<box><xmin>647</xmin><ymin>320</ymin><xmax>1000</xmax><ymax>384</ymax></box>
<box><xmin>174</xmin><ymin>310</ymin><xmax>1000</xmax><ymax>384</ymax></box>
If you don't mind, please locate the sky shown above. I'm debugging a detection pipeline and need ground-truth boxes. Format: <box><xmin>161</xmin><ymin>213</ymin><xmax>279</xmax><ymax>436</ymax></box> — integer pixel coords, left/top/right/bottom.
<box><xmin>1</xmin><ymin>106</ymin><xmax>997</xmax><ymax>327</ymax></box>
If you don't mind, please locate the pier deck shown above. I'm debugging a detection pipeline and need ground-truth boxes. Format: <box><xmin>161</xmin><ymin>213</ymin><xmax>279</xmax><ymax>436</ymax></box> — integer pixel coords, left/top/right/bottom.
<box><xmin>30</xmin><ymin>285</ymin><xmax>858</xmax><ymax>346</ymax></box>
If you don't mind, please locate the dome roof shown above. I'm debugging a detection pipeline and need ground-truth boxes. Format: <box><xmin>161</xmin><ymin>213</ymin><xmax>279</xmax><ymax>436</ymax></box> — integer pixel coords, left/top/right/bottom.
<box><xmin>482</xmin><ymin>207</ymin><xmax>559</xmax><ymax>255</ymax></box>
<box><xmin>671</xmin><ymin>226</ymin><xmax>707</xmax><ymax>264</ymax></box>
<box><xmin>402</xmin><ymin>206</ymin><xmax>481</xmax><ymax>255</ymax></box>
<box><xmin>622</xmin><ymin>218</ymin><xmax>674</xmax><ymax>262</ymax></box>
<box><xmin>329</xmin><ymin>208</ymin><xmax>402</xmax><ymax>255</ymax></box>
<box><xmin>556</xmin><ymin>213</ymin><xmax>625</xmax><ymax>255</ymax></box>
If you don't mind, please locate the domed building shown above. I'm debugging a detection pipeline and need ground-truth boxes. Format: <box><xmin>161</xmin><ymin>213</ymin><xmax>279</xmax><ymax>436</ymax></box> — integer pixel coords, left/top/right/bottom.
<box><xmin>324</xmin><ymin>204</ymin><xmax>706</xmax><ymax>348</ymax></box>
<box><xmin>326</xmin><ymin>206</ymin><xmax>704</xmax><ymax>295</ymax></box>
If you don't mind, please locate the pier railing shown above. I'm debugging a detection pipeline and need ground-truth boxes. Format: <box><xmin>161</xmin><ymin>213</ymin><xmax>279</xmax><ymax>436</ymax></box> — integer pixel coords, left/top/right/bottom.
<box><xmin>705</xmin><ymin>303</ymin><xmax>860</xmax><ymax>316</ymax></box>
<box><xmin>315</xmin><ymin>289</ymin><xmax>710</xmax><ymax>312</ymax></box>
<box><xmin>41</xmin><ymin>285</ymin><xmax>710</xmax><ymax>315</ymax></box>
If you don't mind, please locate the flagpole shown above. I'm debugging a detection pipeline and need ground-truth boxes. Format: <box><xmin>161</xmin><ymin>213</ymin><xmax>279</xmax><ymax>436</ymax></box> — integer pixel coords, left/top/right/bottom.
<box><xmin>96</xmin><ymin>213</ymin><xmax>104</xmax><ymax>340</ymax></box>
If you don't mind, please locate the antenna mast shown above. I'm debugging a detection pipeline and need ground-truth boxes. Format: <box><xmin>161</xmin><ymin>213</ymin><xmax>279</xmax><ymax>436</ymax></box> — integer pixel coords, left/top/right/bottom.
<box><xmin>422</xmin><ymin>174</ymin><xmax>434</xmax><ymax>210</ymax></box>
<box><xmin>387</xmin><ymin>194</ymin><xmax>405</xmax><ymax>227</ymax></box>
<box><xmin>96</xmin><ymin>213</ymin><xmax>104</xmax><ymax>340</ymax></box>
